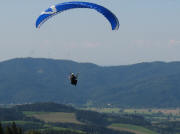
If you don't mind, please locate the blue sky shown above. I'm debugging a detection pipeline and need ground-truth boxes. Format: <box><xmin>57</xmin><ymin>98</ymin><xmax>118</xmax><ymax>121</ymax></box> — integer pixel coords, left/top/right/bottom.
<box><xmin>0</xmin><ymin>0</ymin><xmax>180</xmax><ymax>65</ymax></box>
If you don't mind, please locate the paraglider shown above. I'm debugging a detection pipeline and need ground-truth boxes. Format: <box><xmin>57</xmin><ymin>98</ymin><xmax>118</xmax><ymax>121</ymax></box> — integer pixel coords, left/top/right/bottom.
<box><xmin>69</xmin><ymin>73</ymin><xmax>79</xmax><ymax>86</ymax></box>
<box><xmin>35</xmin><ymin>2</ymin><xmax>119</xmax><ymax>86</ymax></box>
<box><xmin>35</xmin><ymin>1</ymin><xmax>119</xmax><ymax>30</ymax></box>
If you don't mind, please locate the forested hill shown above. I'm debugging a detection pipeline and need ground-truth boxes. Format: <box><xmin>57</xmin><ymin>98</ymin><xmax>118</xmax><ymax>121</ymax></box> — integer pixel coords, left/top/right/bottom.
<box><xmin>0</xmin><ymin>58</ymin><xmax>180</xmax><ymax>107</ymax></box>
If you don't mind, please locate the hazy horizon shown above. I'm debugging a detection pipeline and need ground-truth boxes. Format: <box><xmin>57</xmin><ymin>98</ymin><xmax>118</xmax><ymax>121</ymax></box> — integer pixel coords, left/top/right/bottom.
<box><xmin>1</xmin><ymin>57</ymin><xmax>180</xmax><ymax>67</ymax></box>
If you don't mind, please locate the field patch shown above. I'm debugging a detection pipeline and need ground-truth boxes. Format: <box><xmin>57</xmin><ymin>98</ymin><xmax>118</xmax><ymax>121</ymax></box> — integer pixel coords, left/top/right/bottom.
<box><xmin>25</xmin><ymin>112</ymin><xmax>83</xmax><ymax>124</ymax></box>
<box><xmin>109</xmin><ymin>124</ymin><xmax>158</xmax><ymax>134</ymax></box>
<box><xmin>2</xmin><ymin>120</ymin><xmax>41</xmax><ymax>125</ymax></box>
<box><xmin>86</xmin><ymin>108</ymin><xmax>180</xmax><ymax>115</ymax></box>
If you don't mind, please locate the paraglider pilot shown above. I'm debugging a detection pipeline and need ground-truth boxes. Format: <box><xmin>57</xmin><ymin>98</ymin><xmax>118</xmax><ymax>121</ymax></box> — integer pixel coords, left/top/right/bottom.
<box><xmin>69</xmin><ymin>73</ymin><xmax>78</xmax><ymax>86</ymax></box>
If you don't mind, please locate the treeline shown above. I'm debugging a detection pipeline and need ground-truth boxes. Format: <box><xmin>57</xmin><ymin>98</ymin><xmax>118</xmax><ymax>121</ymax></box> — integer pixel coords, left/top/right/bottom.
<box><xmin>76</xmin><ymin>110</ymin><xmax>108</xmax><ymax>126</ymax></box>
<box><xmin>0</xmin><ymin>122</ymin><xmax>134</xmax><ymax>134</ymax></box>
<box><xmin>111</xmin><ymin>114</ymin><xmax>151</xmax><ymax>126</ymax></box>
<box><xmin>0</xmin><ymin>122</ymin><xmax>23</xmax><ymax>134</ymax></box>
<box><xmin>50</xmin><ymin>122</ymin><xmax>134</xmax><ymax>134</ymax></box>
<box><xmin>75</xmin><ymin>110</ymin><xmax>151</xmax><ymax>127</ymax></box>
<box><xmin>0</xmin><ymin>122</ymin><xmax>83</xmax><ymax>134</ymax></box>
<box><xmin>14</xmin><ymin>102</ymin><xmax>76</xmax><ymax>113</ymax></box>
<box><xmin>0</xmin><ymin>122</ymin><xmax>82</xmax><ymax>134</ymax></box>
<box><xmin>0</xmin><ymin>108</ymin><xmax>42</xmax><ymax>123</ymax></box>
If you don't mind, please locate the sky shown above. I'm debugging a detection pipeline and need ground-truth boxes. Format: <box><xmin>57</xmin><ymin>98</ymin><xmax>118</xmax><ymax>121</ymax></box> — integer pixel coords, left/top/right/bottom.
<box><xmin>0</xmin><ymin>0</ymin><xmax>180</xmax><ymax>66</ymax></box>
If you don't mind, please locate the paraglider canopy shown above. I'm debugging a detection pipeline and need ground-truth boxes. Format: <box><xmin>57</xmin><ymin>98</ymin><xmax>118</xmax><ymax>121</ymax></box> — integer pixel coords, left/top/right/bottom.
<box><xmin>36</xmin><ymin>1</ymin><xmax>119</xmax><ymax>30</ymax></box>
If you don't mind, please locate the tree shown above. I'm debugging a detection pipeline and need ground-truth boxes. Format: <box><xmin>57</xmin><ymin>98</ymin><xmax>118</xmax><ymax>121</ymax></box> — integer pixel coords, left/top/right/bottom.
<box><xmin>17</xmin><ymin>128</ymin><xmax>22</xmax><ymax>134</ymax></box>
<box><xmin>11</xmin><ymin>122</ymin><xmax>18</xmax><ymax>134</ymax></box>
<box><xmin>0</xmin><ymin>122</ymin><xmax>4</xmax><ymax>134</ymax></box>
<box><xmin>4</xmin><ymin>126</ymin><xmax>13</xmax><ymax>134</ymax></box>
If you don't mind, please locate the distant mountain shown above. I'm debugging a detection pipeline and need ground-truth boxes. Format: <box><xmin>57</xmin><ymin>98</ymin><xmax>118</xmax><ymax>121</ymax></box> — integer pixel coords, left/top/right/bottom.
<box><xmin>0</xmin><ymin>58</ymin><xmax>180</xmax><ymax>108</ymax></box>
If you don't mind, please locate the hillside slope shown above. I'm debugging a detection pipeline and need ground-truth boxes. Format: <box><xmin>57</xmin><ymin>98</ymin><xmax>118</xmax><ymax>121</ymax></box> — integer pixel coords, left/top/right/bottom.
<box><xmin>0</xmin><ymin>58</ymin><xmax>180</xmax><ymax>107</ymax></box>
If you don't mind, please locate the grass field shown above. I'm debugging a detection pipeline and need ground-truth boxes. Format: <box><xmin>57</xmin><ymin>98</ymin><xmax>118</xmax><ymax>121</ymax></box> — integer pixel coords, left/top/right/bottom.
<box><xmin>38</xmin><ymin>125</ymin><xmax>86</xmax><ymax>134</ymax></box>
<box><xmin>109</xmin><ymin>124</ymin><xmax>158</xmax><ymax>134</ymax></box>
<box><xmin>123</xmin><ymin>109</ymin><xmax>180</xmax><ymax>115</ymax></box>
<box><xmin>85</xmin><ymin>107</ymin><xmax>180</xmax><ymax>122</ymax></box>
<box><xmin>2</xmin><ymin>120</ymin><xmax>41</xmax><ymax>125</ymax></box>
<box><xmin>50</xmin><ymin>126</ymin><xmax>86</xmax><ymax>134</ymax></box>
<box><xmin>24</xmin><ymin>112</ymin><xmax>83</xmax><ymax>124</ymax></box>
<box><xmin>86</xmin><ymin>108</ymin><xmax>180</xmax><ymax>115</ymax></box>
<box><xmin>86</xmin><ymin>107</ymin><xmax>121</xmax><ymax>113</ymax></box>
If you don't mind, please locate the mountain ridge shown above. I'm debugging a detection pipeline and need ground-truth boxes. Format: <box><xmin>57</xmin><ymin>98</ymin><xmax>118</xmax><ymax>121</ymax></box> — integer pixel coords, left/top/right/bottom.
<box><xmin>0</xmin><ymin>57</ymin><xmax>180</xmax><ymax>108</ymax></box>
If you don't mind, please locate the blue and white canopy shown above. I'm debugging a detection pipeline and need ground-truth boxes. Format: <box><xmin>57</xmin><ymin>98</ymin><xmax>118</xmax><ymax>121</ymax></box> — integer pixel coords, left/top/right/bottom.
<box><xmin>35</xmin><ymin>1</ymin><xmax>119</xmax><ymax>30</ymax></box>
